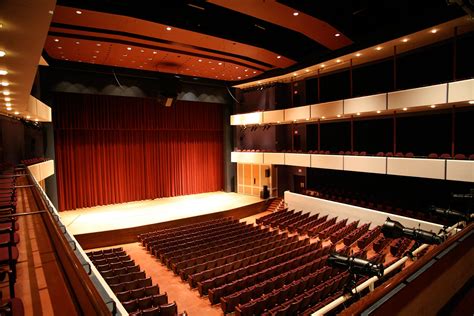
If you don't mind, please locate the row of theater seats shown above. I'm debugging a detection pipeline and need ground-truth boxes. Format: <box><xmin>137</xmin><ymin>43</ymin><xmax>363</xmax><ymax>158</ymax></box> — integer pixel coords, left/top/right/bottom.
<box><xmin>20</xmin><ymin>157</ymin><xmax>48</xmax><ymax>166</ymax></box>
<box><xmin>303</xmin><ymin>188</ymin><xmax>449</xmax><ymax>225</ymax></box>
<box><xmin>234</xmin><ymin>148</ymin><xmax>474</xmax><ymax>160</ymax></box>
<box><xmin>258</xmin><ymin>207</ymin><xmax>420</xmax><ymax>265</ymax></box>
<box><xmin>0</xmin><ymin>165</ymin><xmax>23</xmax><ymax>316</ymax></box>
<box><xmin>86</xmin><ymin>247</ymin><xmax>179</xmax><ymax>316</ymax></box>
<box><xmin>138</xmin><ymin>217</ymin><xmax>362</xmax><ymax>315</ymax></box>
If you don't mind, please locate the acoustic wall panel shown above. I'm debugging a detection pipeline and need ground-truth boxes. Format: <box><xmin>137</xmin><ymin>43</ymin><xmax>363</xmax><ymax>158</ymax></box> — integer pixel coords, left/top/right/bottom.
<box><xmin>263</xmin><ymin>153</ymin><xmax>285</xmax><ymax>165</ymax></box>
<box><xmin>446</xmin><ymin>160</ymin><xmax>474</xmax><ymax>182</ymax></box>
<box><xmin>387</xmin><ymin>157</ymin><xmax>445</xmax><ymax>179</ymax></box>
<box><xmin>285</xmin><ymin>153</ymin><xmax>311</xmax><ymax>167</ymax></box>
<box><xmin>310</xmin><ymin>100</ymin><xmax>343</xmax><ymax>119</ymax></box>
<box><xmin>343</xmin><ymin>93</ymin><xmax>387</xmax><ymax>115</ymax></box>
<box><xmin>344</xmin><ymin>156</ymin><xmax>386</xmax><ymax>174</ymax></box>
<box><xmin>231</xmin><ymin>152</ymin><xmax>264</xmax><ymax>164</ymax></box>
<box><xmin>448</xmin><ymin>79</ymin><xmax>474</xmax><ymax>103</ymax></box>
<box><xmin>311</xmin><ymin>154</ymin><xmax>343</xmax><ymax>170</ymax></box>
<box><xmin>387</xmin><ymin>83</ymin><xmax>447</xmax><ymax>109</ymax></box>
<box><xmin>263</xmin><ymin>109</ymin><xmax>284</xmax><ymax>124</ymax></box>
<box><xmin>284</xmin><ymin>105</ymin><xmax>310</xmax><ymax>122</ymax></box>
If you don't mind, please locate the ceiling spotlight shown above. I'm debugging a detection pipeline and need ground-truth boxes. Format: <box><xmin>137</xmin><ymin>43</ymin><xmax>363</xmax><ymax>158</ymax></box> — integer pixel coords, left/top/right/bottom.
<box><xmin>321</xmin><ymin>64</ymin><xmax>325</xmax><ymax>68</ymax></box>
<box><xmin>5</xmin><ymin>102</ymin><xmax>11</xmax><ymax>107</ymax></box>
<box><xmin>237</xmin><ymin>76</ymin><xmax>241</xmax><ymax>79</ymax></box>
<box><xmin>356</xmin><ymin>112</ymin><xmax>361</xmax><ymax>116</ymax></box>
<box><xmin>244</xmin><ymin>69</ymin><xmax>248</xmax><ymax>72</ymax></box>
<box><xmin>6</xmin><ymin>107</ymin><xmax>11</xmax><ymax>111</ymax></box>
<box><xmin>75</xmin><ymin>10</ymin><xmax>82</xmax><ymax>15</ymax></box>
<box><xmin>140</xmin><ymin>49</ymin><xmax>144</xmax><ymax>53</ymax></box>
<box><xmin>336</xmin><ymin>59</ymin><xmax>341</xmax><ymax>63</ymax></box>
<box><xmin>376</xmin><ymin>46</ymin><xmax>383</xmax><ymax>51</ymax></box>
<box><xmin>355</xmin><ymin>53</ymin><xmax>362</xmax><ymax>57</ymax></box>
<box><xmin>35</xmin><ymin>118</ymin><xmax>39</xmax><ymax>122</ymax></box>
<box><xmin>293</xmin><ymin>12</ymin><xmax>299</xmax><ymax>16</ymax></box>
<box><xmin>258</xmin><ymin>81</ymin><xmax>262</xmax><ymax>84</ymax></box>
<box><xmin>14</xmin><ymin>111</ymin><xmax>19</xmax><ymax>115</ymax></box>
<box><xmin>337</xmin><ymin>114</ymin><xmax>341</xmax><ymax>118</ymax></box>
<box><xmin>2</xmin><ymin>90</ymin><xmax>10</xmax><ymax>95</ymax></box>
<box><xmin>334</xmin><ymin>33</ymin><xmax>341</xmax><ymax>37</ymax></box>
<box><xmin>198</xmin><ymin>59</ymin><xmax>202</xmax><ymax>62</ymax></box>
<box><xmin>218</xmin><ymin>62</ymin><xmax>223</xmax><ymax>65</ymax></box>
<box><xmin>26</xmin><ymin>115</ymin><xmax>30</xmax><ymax>119</ymax></box>
<box><xmin>0</xmin><ymin>70</ymin><xmax>7</xmax><ymax>75</ymax></box>
<box><xmin>75</xmin><ymin>41</ymin><xmax>80</xmax><ymax>45</ymax></box>
<box><xmin>430</xmin><ymin>105</ymin><xmax>436</xmax><ymax>108</ymax></box>
<box><xmin>403</xmin><ymin>107</ymin><xmax>408</xmax><ymax>111</ymax></box>
<box><xmin>431</xmin><ymin>29</ymin><xmax>438</xmax><ymax>34</ymax></box>
<box><xmin>0</xmin><ymin>50</ymin><xmax>6</xmax><ymax>57</ymax></box>
<box><xmin>402</xmin><ymin>38</ymin><xmax>409</xmax><ymax>43</ymax></box>
<box><xmin>468</xmin><ymin>100</ymin><xmax>474</xmax><ymax>104</ymax></box>
<box><xmin>127</xmin><ymin>47</ymin><xmax>132</xmax><ymax>50</ymax></box>
<box><xmin>1</xmin><ymin>81</ymin><xmax>9</xmax><ymax>87</ymax></box>
<box><xmin>376</xmin><ymin>110</ymin><xmax>381</xmax><ymax>114</ymax></box>
<box><xmin>54</xmin><ymin>38</ymin><xmax>59</xmax><ymax>42</ymax></box>
<box><xmin>153</xmin><ymin>51</ymin><xmax>157</xmax><ymax>54</ymax></box>
<box><xmin>277</xmin><ymin>55</ymin><xmax>281</xmax><ymax>59</ymax></box>
<box><xmin>166</xmin><ymin>27</ymin><xmax>172</xmax><ymax>31</ymax></box>
<box><xmin>293</xmin><ymin>73</ymin><xmax>298</xmax><ymax>76</ymax></box>
<box><xmin>305</xmin><ymin>69</ymin><xmax>309</xmax><ymax>72</ymax></box>
<box><xmin>4</xmin><ymin>97</ymin><xmax>11</xmax><ymax>101</ymax></box>
<box><xmin>321</xmin><ymin>116</ymin><xmax>326</xmax><ymax>119</ymax></box>
<box><xmin>253</xmin><ymin>71</ymin><xmax>257</xmax><ymax>74</ymax></box>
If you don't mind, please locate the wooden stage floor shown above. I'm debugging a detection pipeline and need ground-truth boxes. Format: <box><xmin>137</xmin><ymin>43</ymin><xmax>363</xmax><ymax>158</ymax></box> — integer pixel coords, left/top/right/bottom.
<box><xmin>60</xmin><ymin>191</ymin><xmax>263</xmax><ymax>237</ymax></box>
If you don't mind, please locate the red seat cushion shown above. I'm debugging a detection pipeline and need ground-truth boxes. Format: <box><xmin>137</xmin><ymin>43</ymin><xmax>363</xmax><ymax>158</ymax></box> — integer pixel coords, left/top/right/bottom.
<box><xmin>0</xmin><ymin>246</ymin><xmax>19</xmax><ymax>263</ymax></box>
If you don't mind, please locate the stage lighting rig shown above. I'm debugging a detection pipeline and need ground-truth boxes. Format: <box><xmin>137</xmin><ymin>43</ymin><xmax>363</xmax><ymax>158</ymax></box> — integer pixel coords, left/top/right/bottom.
<box><xmin>328</xmin><ymin>253</ymin><xmax>384</xmax><ymax>294</ymax></box>
<box><xmin>382</xmin><ymin>218</ymin><xmax>444</xmax><ymax>245</ymax></box>
<box><xmin>428</xmin><ymin>205</ymin><xmax>469</xmax><ymax>222</ymax></box>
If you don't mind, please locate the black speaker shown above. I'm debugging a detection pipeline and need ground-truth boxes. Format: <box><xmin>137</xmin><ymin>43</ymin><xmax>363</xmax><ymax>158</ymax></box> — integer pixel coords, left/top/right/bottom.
<box><xmin>262</xmin><ymin>185</ymin><xmax>270</xmax><ymax>199</ymax></box>
<box><xmin>264</xmin><ymin>168</ymin><xmax>270</xmax><ymax>177</ymax></box>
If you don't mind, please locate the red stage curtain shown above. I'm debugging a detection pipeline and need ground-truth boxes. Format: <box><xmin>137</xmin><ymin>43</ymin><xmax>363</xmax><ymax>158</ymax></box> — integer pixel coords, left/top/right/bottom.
<box><xmin>53</xmin><ymin>93</ymin><xmax>224</xmax><ymax>211</ymax></box>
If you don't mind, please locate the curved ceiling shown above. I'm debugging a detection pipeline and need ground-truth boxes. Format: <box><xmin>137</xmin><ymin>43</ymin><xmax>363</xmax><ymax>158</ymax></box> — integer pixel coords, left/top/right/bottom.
<box><xmin>43</xmin><ymin>0</ymin><xmax>466</xmax><ymax>82</ymax></box>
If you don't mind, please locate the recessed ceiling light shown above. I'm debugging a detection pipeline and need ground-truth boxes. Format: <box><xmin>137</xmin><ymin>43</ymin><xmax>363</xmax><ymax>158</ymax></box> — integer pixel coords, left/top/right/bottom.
<box><xmin>14</xmin><ymin>111</ymin><xmax>19</xmax><ymax>115</ymax></box>
<box><xmin>237</xmin><ymin>76</ymin><xmax>241</xmax><ymax>79</ymax></box>
<box><xmin>153</xmin><ymin>51</ymin><xmax>157</xmax><ymax>54</ymax></box>
<box><xmin>306</xmin><ymin>118</ymin><xmax>309</xmax><ymax>121</ymax></box>
<box><xmin>430</xmin><ymin>105</ymin><xmax>436</xmax><ymax>108</ymax></box>
<box><xmin>258</xmin><ymin>81</ymin><xmax>261</xmax><ymax>84</ymax></box>
<box><xmin>0</xmin><ymin>51</ymin><xmax>6</xmax><ymax>57</ymax></box>
<box><xmin>54</xmin><ymin>39</ymin><xmax>59</xmax><ymax>42</ymax></box>
<box><xmin>2</xmin><ymin>91</ymin><xmax>10</xmax><ymax>95</ymax></box>
<box><xmin>139</xmin><ymin>65</ymin><xmax>143</xmax><ymax>68</ymax></box>
<box><xmin>198</xmin><ymin>59</ymin><xmax>202</xmax><ymax>62</ymax></box>
<box><xmin>140</xmin><ymin>49</ymin><xmax>144</xmax><ymax>53</ymax></box>
<box><xmin>355</xmin><ymin>53</ymin><xmax>362</xmax><ymax>57</ymax></box>
<box><xmin>334</xmin><ymin>33</ymin><xmax>341</xmax><ymax>37</ymax></box>
<box><xmin>75</xmin><ymin>10</ymin><xmax>82</xmax><ymax>15</ymax></box>
<box><xmin>337</xmin><ymin>114</ymin><xmax>341</xmax><ymax>118</ymax></box>
<box><xmin>123</xmin><ymin>54</ymin><xmax>128</xmax><ymax>57</ymax></box>
<box><xmin>468</xmin><ymin>100</ymin><xmax>474</xmax><ymax>104</ymax></box>
<box><xmin>1</xmin><ymin>81</ymin><xmax>8</xmax><ymax>87</ymax></box>
<box><xmin>244</xmin><ymin>69</ymin><xmax>248</xmax><ymax>72</ymax></box>
<box><xmin>321</xmin><ymin>64</ymin><xmax>325</xmax><ymax>68</ymax></box>
<box><xmin>305</xmin><ymin>69</ymin><xmax>309</xmax><ymax>72</ymax></box>
<box><xmin>276</xmin><ymin>121</ymin><xmax>280</xmax><ymax>123</ymax></box>
<box><xmin>253</xmin><ymin>71</ymin><xmax>256</xmax><ymax>74</ymax></box>
<box><xmin>321</xmin><ymin>116</ymin><xmax>326</xmax><ymax>119</ymax></box>
<box><xmin>0</xmin><ymin>70</ymin><xmax>7</xmax><ymax>75</ymax></box>
<box><xmin>35</xmin><ymin>119</ymin><xmax>39</xmax><ymax>122</ymax></box>
<box><xmin>218</xmin><ymin>62</ymin><xmax>222</xmax><ymax>65</ymax></box>
<box><xmin>431</xmin><ymin>29</ymin><xmax>438</xmax><ymax>34</ymax></box>
<box><xmin>127</xmin><ymin>47</ymin><xmax>132</xmax><ymax>50</ymax></box>
<box><xmin>95</xmin><ymin>50</ymin><xmax>100</xmax><ymax>53</ymax></box>
<box><xmin>293</xmin><ymin>73</ymin><xmax>298</xmax><ymax>76</ymax></box>
<box><xmin>293</xmin><ymin>12</ymin><xmax>299</xmax><ymax>16</ymax></box>
<box><xmin>336</xmin><ymin>59</ymin><xmax>341</xmax><ymax>63</ymax></box>
<box><xmin>4</xmin><ymin>97</ymin><xmax>10</xmax><ymax>101</ymax></box>
<box><xmin>166</xmin><ymin>27</ymin><xmax>172</xmax><ymax>31</ymax></box>
<box><xmin>5</xmin><ymin>102</ymin><xmax>11</xmax><ymax>107</ymax></box>
<box><xmin>376</xmin><ymin>110</ymin><xmax>381</xmax><ymax>113</ymax></box>
<box><xmin>356</xmin><ymin>112</ymin><xmax>360</xmax><ymax>116</ymax></box>
<box><xmin>376</xmin><ymin>46</ymin><xmax>383</xmax><ymax>51</ymax></box>
<box><xmin>277</xmin><ymin>55</ymin><xmax>281</xmax><ymax>59</ymax></box>
<box><xmin>26</xmin><ymin>115</ymin><xmax>31</xmax><ymax>119</ymax></box>
<box><xmin>92</xmin><ymin>56</ymin><xmax>97</xmax><ymax>58</ymax></box>
<box><xmin>403</xmin><ymin>107</ymin><xmax>408</xmax><ymax>111</ymax></box>
<box><xmin>402</xmin><ymin>38</ymin><xmax>409</xmax><ymax>43</ymax></box>
<box><xmin>75</xmin><ymin>41</ymin><xmax>80</xmax><ymax>45</ymax></box>
<box><xmin>57</xmin><ymin>46</ymin><xmax>62</xmax><ymax>49</ymax></box>
<box><xmin>6</xmin><ymin>107</ymin><xmax>11</xmax><ymax>111</ymax></box>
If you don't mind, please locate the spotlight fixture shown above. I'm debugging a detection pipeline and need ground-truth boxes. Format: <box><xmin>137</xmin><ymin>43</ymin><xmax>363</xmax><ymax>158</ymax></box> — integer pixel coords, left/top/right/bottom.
<box><xmin>337</xmin><ymin>114</ymin><xmax>341</xmax><ymax>118</ymax></box>
<box><xmin>376</xmin><ymin>46</ymin><xmax>383</xmax><ymax>51</ymax></box>
<box><xmin>356</xmin><ymin>112</ymin><xmax>360</xmax><ymax>116</ymax></box>
<box><xmin>0</xmin><ymin>70</ymin><xmax>7</xmax><ymax>75</ymax></box>
<box><xmin>336</xmin><ymin>59</ymin><xmax>341</xmax><ymax>63</ymax></box>
<box><xmin>334</xmin><ymin>33</ymin><xmax>341</xmax><ymax>37</ymax></box>
<box><xmin>431</xmin><ymin>29</ymin><xmax>438</xmax><ymax>34</ymax></box>
<box><xmin>355</xmin><ymin>53</ymin><xmax>362</xmax><ymax>57</ymax></box>
<box><xmin>277</xmin><ymin>55</ymin><xmax>281</xmax><ymax>59</ymax></box>
<box><xmin>5</xmin><ymin>102</ymin><xmax>11</xmax><ymax>107</ymax></box>
<box><xmin>403</xmin><ymin>107</ymin><xmax>408</xmax><ymax>111</ymax></box>
<box><xmin>402</xmin><ymin>38</ymin><xmax>409</xmax><ymax>43</ymax></box>
<box><xmin>6</xmin><ymin>107</ymin><xmax>11</xmax><ymax>111</ymax></box>
<box><xmin>127</xmin><ymin>47</ymin><xmax>132</xmax><ymax>50</ymax></box>
<box><xmin>1</xmin><ymin>81</ymin><xmax>8</xmax><ymax>87</ymax></box>
<box><xmin>428</xmin><ymin>206</ymin><xmax>469</xmax><ymax>222</ymax></box>
<box><xmin>4</xmin><ymin>97</ymin><xmax>11</xmax><ymax>101</ymax></box>
<box><xmin>376</xmin><ymin>110</ymin><xmax>381</xmax><ymax>114</ymax></box>
<box><xmin>0</xmin><ymin>50</ymin><xmax>5</xmax><ymax>57</ymax></box>
<box><xmin>328</xmin><ymin>253</ymin><xmax>384</xmax><ymax>278</ymax></box>
<box><xmin>14</xmin><ymin>111</ymin><xmax>19</xmax><ymax>115</ymax></box>
<box><xmin>469</xmin><ymin>100</ymin><xmax>474</xmax><ymax>104</ymax></box>
<box><xmin>293</xmin><ymin>12</ymin><xmax>299</xmax><ymax>16</ymax></box>
<box><xmin>26</xmin><ymin>115</ymin><xmax>31</xmax><ymax>119</ymax></box>
<box><xmin>54</xmin><ymin>38</ymin><xmax>59</xmax><ymax>42</ymax></box>
<box><xmin>75</xmin><ymin>10</ymin><xmax>82</xmax><ymax>15</ymax></box>
<box><xmin>382</xmin><ymin>218</ymin><xmax>444</xmax><ymax>245</ymax></box>
<box><xmin>166</xmin><ymin>27</ymin><xmax>172</xmax><ymax>31</ymax></box>
<box><xmin>2</xmin><ymin>90</ymin><xmax>10</xmax><ymax>95</ymax></box>
<box><xmin>430</xmin><ymin>105</ymin><xmax>436</xmax><ymax>108</ymax></box>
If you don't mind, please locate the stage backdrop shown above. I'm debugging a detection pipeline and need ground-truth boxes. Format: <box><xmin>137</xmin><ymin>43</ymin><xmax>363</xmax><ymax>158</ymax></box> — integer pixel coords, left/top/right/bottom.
<box><xmin>53</xmin><ymin>93</ymin><xmax>224</xmax><ymax>211</ymax></box>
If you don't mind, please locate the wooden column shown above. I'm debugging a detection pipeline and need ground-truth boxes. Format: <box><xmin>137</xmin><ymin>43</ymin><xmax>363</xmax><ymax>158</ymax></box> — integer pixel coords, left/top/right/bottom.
<box><xmin>351</xmin><ymin>115</ymin><xmax>354</xmax><ymax>152</ymax></box>
<box><xmin>393</xmin><ymin>110</ymin><xmax>397</xmax><ymax>154</ymax></box>
<box><xmin>317</xmin><ymin>119</ymin><xmax>321</xmax><ymax>152</ymax></box>
<box><xmin>317</xmin><ymin>69</ymin><xmax>321</xmax><ymax>103</ymax></box>
<box><xmin>451</xmin><ymin>105</ymin><xmax>456</xmax><ymax>157</ymax></box>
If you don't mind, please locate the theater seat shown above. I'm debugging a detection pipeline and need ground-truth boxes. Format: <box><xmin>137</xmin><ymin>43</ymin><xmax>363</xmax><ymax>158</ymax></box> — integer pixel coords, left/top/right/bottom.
<box><xmin>0</xmin><ymin>298</ymin><xmax>24</xmax><ymax>316</ymax></box>
<box><xmin>160</xmin><ymin>301</ymin><xmax>178</xmax><ymax>316</ymax></box>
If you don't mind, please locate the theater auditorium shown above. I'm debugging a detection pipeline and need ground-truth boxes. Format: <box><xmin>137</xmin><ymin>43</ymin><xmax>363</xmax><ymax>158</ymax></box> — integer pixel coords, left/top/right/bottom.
<box><xmin>0</xmin><ymin>0</ymin><xmax>473</xmax><ymax>315</ymax></box>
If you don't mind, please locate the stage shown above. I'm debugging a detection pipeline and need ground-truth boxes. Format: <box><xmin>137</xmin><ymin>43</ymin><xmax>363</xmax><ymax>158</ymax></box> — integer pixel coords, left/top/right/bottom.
<box><xmin>59</xmin><ymin>192</ymin><xmax>265</xmax><ymax>249</ymax></box>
